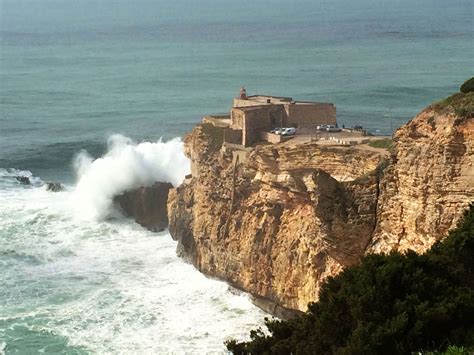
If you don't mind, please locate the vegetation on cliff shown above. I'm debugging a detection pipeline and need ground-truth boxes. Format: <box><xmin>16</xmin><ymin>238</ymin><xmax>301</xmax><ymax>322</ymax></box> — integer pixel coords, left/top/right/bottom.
<box><xmin>460</xmin><ymin>77</ymin><xmax>474</xmax><ymax>94</ymax></box>
<box><xmin>367</xmin><ymin>138</ymin><xmax>393</xmax><ymax>150</ymax></box>
<box><xmin>431</xmin><ymin>91</ymin><xmax>474</xmax><ymax>119</ymax></box>
<box><xmin>226</xmin><ymin>204</ymin><xmax>474</xmax><ymax>354</ymax></box>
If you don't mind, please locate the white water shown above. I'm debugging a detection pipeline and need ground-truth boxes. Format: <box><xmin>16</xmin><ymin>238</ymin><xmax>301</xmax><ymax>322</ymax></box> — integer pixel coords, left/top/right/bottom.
<box><xmin>72</xmin><ymin>135</ymin><xmax>191</xmax><ymax>221</ymax></box>
<box><xmin>0</xmin><ymin>141</ymin><xmax>267</xmax><ymax>354</ymax></box>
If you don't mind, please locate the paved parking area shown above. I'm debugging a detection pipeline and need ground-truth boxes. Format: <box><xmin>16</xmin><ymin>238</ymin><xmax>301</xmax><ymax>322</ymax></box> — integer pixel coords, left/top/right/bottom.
<box><xmin>279</xmin><ymin>128</ymin><xmax>391</xmax><ymax>156</ymax></box>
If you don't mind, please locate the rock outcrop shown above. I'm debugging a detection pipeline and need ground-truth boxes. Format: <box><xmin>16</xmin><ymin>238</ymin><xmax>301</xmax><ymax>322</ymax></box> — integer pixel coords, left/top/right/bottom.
<box><xmin>168</xmin><ymin>92</ymin><xmax>474</xmax><ymax>314</ymax></box>
<box><xmin>369</xmin><ymin>93</ymin><xmax>474</xmax><ymax>253</ymax></box>
<box><xmin>115</xmin><ymin>182</ymin><xmax>172</xmax><ymax>232</ymax></box>
<box><xmin>45</xmin><ymin>182</ymin><xmax>63</xmax><ymax>192</ymax></box>
<box><xmin>15</xmin><ymin>176</ymin><xmax>30</xmax><ymax>185</ymax></box>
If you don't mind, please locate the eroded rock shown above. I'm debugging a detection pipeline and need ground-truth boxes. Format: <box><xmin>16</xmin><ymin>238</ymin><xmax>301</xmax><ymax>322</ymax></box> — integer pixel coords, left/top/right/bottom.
<box><xmin>168</xmin><ymin>124</ymin><xmax>384</xmax><ymax>312</ymax></box>
<box><xmin>368</xmin><ymin>95</ymin><xmax>474</xmax><ymax>254</ymax></box>
<box><xmin>15</xmin><ymin>176</ymin><xmax>30</xmax><ymax>185</ymax></box>
<box><xmin>115</xmin><ymin>182</ymin><xmax>173</xmax><ymax>232</ymax></box>
<box><xmin>45</xmin><ymin>182</ymin><xmax>63</xmax><ymax>192</ymax></box>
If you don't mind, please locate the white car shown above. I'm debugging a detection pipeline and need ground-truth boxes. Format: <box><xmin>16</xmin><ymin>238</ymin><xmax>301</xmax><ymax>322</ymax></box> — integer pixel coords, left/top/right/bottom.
<box><xmin>281</xmin><ymin>127</ymin><xmax>296</xmax><ymax>136</ymax></box>
<box><xmin>326</xmin><ymin>125</ymin><xmax>341</xmax><ymax>132</ymax></box>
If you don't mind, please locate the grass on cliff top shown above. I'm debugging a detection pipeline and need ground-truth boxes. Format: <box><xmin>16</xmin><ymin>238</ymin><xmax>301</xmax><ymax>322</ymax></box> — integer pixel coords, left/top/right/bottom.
<box><xmin>367</xmin><ymin>138</ymin><xmax>393</xmax><ymax>150</ymax></box>
<box><xmin>227</xmin><ymin>204</ymin><xmax>474</xmax><ymax>354</ymax></box>
<box><xmin>431</xmin><ymin>92</ymin><xmax>474</xmax><ymax>119</ymax></box>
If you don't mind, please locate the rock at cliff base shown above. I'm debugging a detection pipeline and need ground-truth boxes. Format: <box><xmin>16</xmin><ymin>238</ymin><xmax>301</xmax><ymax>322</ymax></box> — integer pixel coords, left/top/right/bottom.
<box><xmin>15</xmin><ymin>176</ymin><xmax>30</xmax><ymax>185</ymax></box>
<box><xmin>114</xmin><ymin>182</ymin><xmax>173</xmax><ymax>232</ymax></box>
<box><xmin>45</xmin><ymin>182</ymin><xmax>63</xmax><ymax>192</ymax></box>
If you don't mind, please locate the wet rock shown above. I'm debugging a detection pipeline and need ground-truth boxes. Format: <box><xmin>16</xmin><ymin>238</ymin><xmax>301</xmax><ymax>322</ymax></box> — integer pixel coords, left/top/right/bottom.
<box><xmin>15</xmin><ymin>176</ymin><xmax>30</xmax><ymax>185</ymax></box>
<box><xmin>45</xmin><ymin>182</ymin><xmax>63</xmax><ymax>192</ymax></box>
<box><xmin>114</xmin><ymin>182</ymin><xmax>173</xmax><ymax>232</ymax></box>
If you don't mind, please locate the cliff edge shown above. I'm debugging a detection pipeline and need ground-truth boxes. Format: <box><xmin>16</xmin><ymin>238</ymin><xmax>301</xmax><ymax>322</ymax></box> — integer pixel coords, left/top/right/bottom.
<box><xmin>167</xmin><ymin>92</ymin><xmax>473</xmax><ymax>314</ymax></box>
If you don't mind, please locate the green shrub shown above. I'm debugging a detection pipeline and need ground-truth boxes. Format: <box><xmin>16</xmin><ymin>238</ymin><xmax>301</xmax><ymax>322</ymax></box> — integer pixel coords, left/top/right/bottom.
<box><xmin>432</xmin><ymin>92</ymin><xmax>474</xmax><ymax>119</ymax></box>
<box><xmin>367</xmin><ymin>138</ymin><xmax>393</xmax><ymax>150</ymax></box>
<box><xmin>460</xmin><ymin>77</ymin><xmax>474</xmax><ymax>93</ymax></box>
<box><xmin>227</xmin><ymin>205</ymin><xmax>474</xmax><ymax>354</ymax></box>
<box><xmin>442</xmin><ymin>345</ymin><xmax>473</xmax><ymax>355</ymax></box>
<box><xmin>418</xmin><ymin>345</ymin><xmax>474</xmax><ymax>355</ymax></box>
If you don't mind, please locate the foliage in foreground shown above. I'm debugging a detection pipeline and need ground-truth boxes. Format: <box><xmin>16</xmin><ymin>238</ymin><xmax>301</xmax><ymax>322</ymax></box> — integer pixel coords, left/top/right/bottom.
<box><xmin>227</xmin><ymin>205</ymin><xmax>474</xmax><ymax>354</ymax></box>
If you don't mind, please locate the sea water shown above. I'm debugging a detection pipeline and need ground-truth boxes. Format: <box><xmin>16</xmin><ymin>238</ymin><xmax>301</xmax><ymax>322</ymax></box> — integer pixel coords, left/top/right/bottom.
<box><xmin>0</xmin><ymin>142</ymin><xmax>268</xmax><ymax>353</ymax></box>
<box><xmin>0</xmin><ymin>0</ymin><xmax>472</xmax><ymax>352</ymax></box>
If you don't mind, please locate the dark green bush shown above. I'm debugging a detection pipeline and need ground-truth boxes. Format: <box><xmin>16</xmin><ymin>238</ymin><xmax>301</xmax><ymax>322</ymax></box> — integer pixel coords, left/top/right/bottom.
<box><xmin>460</xmin><ymin>77</ymin><xmax>474</xmax><ymax>93</ymax></box>
<box><xmin>227</xmin><ymin>204</ymin><xmax>474</xmax><ymax>354</ymax></box>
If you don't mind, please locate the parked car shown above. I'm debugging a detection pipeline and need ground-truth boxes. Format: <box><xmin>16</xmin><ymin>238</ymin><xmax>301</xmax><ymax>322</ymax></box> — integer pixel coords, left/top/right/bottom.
<box><xmin>270</xmin><ymin>128</ymin><xmax>283</xmax><ymax>134</ymax></box>
<box><xmin>281</xmin><ymin>127</ymin><xmax>296</xmax><ymax>136</ymax></box>
<box><xmin>326</xmin><ymin>125</ymin><xmax>341</xmax><ymax>132</ymax></box>
<box><xmin>316</xmin><ymin>124</ymin><xmax>328</xmax><ymax>131</ymax></box>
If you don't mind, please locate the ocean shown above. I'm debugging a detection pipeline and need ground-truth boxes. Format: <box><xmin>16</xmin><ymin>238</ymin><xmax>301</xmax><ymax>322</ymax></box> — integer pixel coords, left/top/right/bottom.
<box><xmin>0</xmin><ymin>0</ymin><xmax>472</xmax><ymax>352</ymax></box>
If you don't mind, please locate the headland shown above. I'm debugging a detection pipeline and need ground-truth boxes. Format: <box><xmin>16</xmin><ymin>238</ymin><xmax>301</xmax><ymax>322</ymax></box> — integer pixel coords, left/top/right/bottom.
<box><xmin>119</xmin><ymin>89</ymin><xmax>474</xmax><ymax>317</ymax></box>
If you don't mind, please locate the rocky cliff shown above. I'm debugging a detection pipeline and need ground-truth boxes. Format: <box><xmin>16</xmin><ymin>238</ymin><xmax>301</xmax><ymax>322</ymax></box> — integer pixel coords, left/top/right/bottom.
<box><xmin>369</xmin><ymin>93</ymin><xmax>474</xmax><ymax>254</ymax></box>
<box><xmin>115</xmin><ymin>182</ymin><xmax>172</xmax><ymax>232</ymax></box>
<box><xmin>168</xmin><ymin>124</ymin><xmax>385</xmax><ymax>314</ymax></box>
<box><xmin>167</xmin><ymin>92</ymin><xmax>474</xmax><ymax>314</ymax></box>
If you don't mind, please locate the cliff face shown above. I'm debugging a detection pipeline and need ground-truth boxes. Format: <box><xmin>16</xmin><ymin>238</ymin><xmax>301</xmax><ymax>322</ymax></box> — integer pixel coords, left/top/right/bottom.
<box><xmin>168</xmin><ymin>124</ymin><xmax>386</xmax><ymax>313</ymax></box>
<box><xmin>168</xmin><ymin>93</ymin><xmax>474</xmax><ymax>314</ymax></box>
<box><xmin>369</xmin><ymin>95</ymin><xmax>474</xmax><ymax>253</ymax></box>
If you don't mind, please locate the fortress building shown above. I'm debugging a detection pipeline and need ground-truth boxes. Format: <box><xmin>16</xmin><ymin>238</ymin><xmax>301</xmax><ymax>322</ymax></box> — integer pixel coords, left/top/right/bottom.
<box><xmin>203</xmin><ymin>87</ymin><xmax>337</xmax><ymax>146</ymax></box>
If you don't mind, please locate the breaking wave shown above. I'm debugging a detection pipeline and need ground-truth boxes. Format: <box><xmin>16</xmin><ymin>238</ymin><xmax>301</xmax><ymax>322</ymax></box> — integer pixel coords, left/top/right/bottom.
<box><xmin>72</xmin><ymin>135</ymin><xmax>190</xmax><ymax>220</ymax></box>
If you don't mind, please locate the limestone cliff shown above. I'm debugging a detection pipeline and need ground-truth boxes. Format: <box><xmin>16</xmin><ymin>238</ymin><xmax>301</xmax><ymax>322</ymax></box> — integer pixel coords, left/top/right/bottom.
<box><xmin>168</xmin><ymin>124</ymin><xmax>385</xmax><ymax>313</ymax></box>
<box><xmin>168</xmin><ymin>92</ymin><xmax>474</xmax><ymax>314</ymax></box>
<box><xmin>369</xmin><ymin>93</ymin><xmax>474</xmax><ymax>253</ymax></box>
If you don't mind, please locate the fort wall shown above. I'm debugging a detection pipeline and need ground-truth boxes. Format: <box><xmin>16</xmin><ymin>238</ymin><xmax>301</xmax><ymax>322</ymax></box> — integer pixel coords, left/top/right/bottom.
<box><xmin>223</xmin><ymin>128</ymin><xmax>242</xmax><ymax>145</ymax></box>
<box><xmin>241</xmin><ymin>106</ymin><xmax>281</xmax><ymax>146</ymax></box>
<box><xmin>233</xmin><ymin>98</ymin><xmax>271</xmax><ymax>108</ymax></box>
<box><xmin>285</xmin><ymin>103</ymin><xmax>336</xmax><ymax>127</ymax></box>
<box><xmin>259</xmin><ymin>131</ymin><xmax>288</xmax><ymax>144</ymax></box>
<box><xmin>202</xmin><ymin>114</ymin><xmax>231</xmax><ymax>127</ymax></box>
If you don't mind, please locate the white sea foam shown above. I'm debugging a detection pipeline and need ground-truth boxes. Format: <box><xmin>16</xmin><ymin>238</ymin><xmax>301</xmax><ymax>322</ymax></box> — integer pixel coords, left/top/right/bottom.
<box><xmin>0</xmin><ymin>168</ymin><xmax>43</xmax><ymax>187</ymax></box>
<box><xmin>0</xmin><ymin>138</ymin><xmax>266</xmax><ymax>353</ymax></box>
<box><xmin>72</xmin><ymin>135</ymin><xmax>190</xmax><ymax>220</ymax></box>
<box><xmin>0</xmin><ymin>181</ymin><xmax>267</xmax><ymax>353</ymax></box>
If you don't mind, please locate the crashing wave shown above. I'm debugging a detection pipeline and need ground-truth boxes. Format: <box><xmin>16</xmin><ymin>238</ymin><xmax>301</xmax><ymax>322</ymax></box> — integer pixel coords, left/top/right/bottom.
<box><xmin>72</xmin><ymin>134</ymin><xmax>190</xmax><ymax>221</ymax></box>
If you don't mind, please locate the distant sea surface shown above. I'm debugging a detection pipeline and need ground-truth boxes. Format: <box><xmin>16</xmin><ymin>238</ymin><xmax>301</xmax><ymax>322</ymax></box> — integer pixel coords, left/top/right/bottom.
<box><xmin>0</xmin><ymin>0</ymin><xmax>473</xmax><ymax>353</ymax></box>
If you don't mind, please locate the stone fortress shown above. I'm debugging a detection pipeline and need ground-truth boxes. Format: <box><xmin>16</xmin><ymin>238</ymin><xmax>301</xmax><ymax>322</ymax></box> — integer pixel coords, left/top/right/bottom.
<box><xmin>203</xmin><ymin>87</ymin><xmax>337</xmax><ymax>146</ymax></box>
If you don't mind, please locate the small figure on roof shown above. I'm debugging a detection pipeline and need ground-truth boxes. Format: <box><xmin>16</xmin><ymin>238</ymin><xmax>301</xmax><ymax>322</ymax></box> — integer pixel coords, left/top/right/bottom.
<box><xmin>239</xmin><ymin>86</ymin><xmax>247</xmax><ymax>99</ymax></box>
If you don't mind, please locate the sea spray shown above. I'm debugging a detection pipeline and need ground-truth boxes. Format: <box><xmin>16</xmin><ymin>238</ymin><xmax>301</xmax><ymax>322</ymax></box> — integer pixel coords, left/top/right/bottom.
<box><xmin>72</xmin><ymin>135</ymin><xmax>190</xmax><ymax>221</ymax></box>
